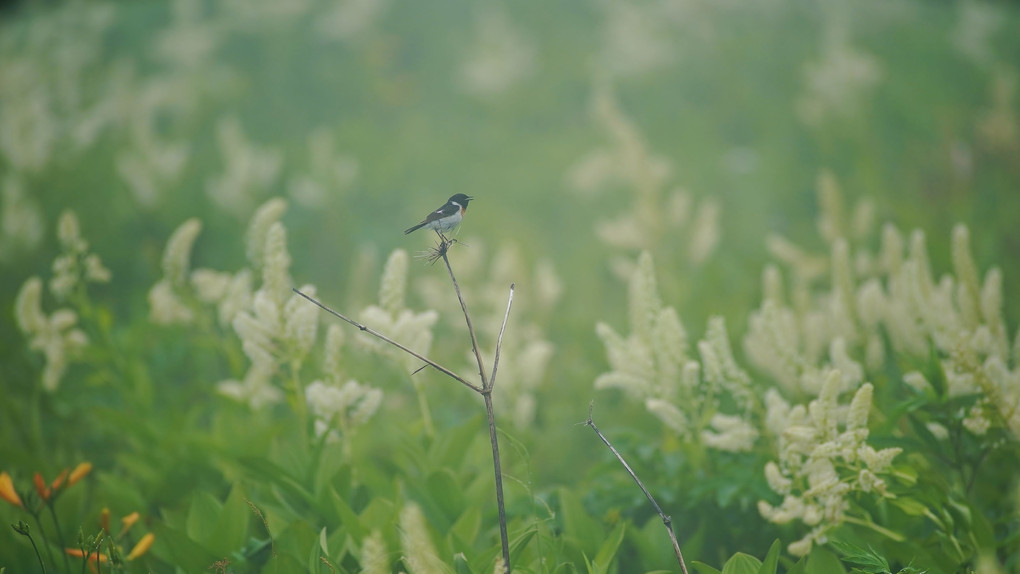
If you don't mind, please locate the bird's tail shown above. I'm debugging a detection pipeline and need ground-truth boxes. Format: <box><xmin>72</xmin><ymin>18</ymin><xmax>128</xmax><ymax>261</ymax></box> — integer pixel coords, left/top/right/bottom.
<box><xmin>404</xmin><ymin>222</ymin><xmax>425</xmax><ymax>235</ymax></box>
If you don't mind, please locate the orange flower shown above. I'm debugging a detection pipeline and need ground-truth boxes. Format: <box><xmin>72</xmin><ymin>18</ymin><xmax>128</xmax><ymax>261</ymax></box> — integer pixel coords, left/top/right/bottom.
<box><xmin>33</xmin><ymin>472</ymin><xmax>51</xmax><ymax>501</ymax></box>
<box><xmin>67</xmin><ymin>462</ymin><xmax>93</xmax><ymax>487</ymax></box>
<box><xmin>65</xmin><ymin>548</ymin><xmax>110</xmax><ymax>563</ymax></box>
<box><xmin>126</xmin><ymin>533</ymin><xmax>155</xmax><ymax>560</ymax></box>
<box><xmin>0</xmin><ymin>472</ymin><xmax>22</xmax><ymax>507</ymax></box>
<box><xmin>50</xmin><ymin>468</ymin><xmax>70</xmax><ymax>491</ymax></box>
<box><xmin>100</xmin><ymin>508</ymin><xmax>111</xmax><ymax>533</ymax></box>
<box><xmin>120</xmin><ymin>511</ymin><xmax>140</xmax><ymax>536</ymax></box>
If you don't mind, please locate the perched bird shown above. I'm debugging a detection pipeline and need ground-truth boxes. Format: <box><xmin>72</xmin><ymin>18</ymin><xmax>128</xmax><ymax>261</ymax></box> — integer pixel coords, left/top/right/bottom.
<box><xmin>404</xmin><ymin>193</ymin><xmax>474</xmax><ymax>238</ymax></box>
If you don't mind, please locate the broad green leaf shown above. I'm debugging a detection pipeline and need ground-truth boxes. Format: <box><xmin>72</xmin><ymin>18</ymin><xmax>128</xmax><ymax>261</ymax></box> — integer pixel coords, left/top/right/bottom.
<box><xmin>429</xmin><ymin>415</ymin><xmax>483</xmax><ymax>469</ymax></box>
<box><xmin>186</xmin><ymin>491</ymin><xmax>223</xmax><ymax>544</ymax></box>
<box><xmin>275</xmin><ymin>519</ymin><xmax>320</xmax><ymax>565</ymax></box>
<box><xmin>150</xmin><ymin>521</ymin><xmax>219</xmax><ymax>573</ymax></box>
<box><xmin>590</xmin><ymin>522</ymin><xmax>626</xmax><ymax>574</ymax></box>
<box><xmin>690</xmin><ymin>561</ymin><xmax>723</xmax><ymax>574</ymax></box>
<box><xmin>451</xmin><ymin>504</ymin><xmax>482</xmax><ymax>547</ymax></box>
<box><xmin>427</xmin><ymin>468</ymin><xmax>466</xmax><ymax>524</ymax></box>
<box><xmin>207</xmin><ymin>483</ymin><xmax>250</xmax><ymax>557</ymax></box>
<box><xmin>721</xmin><ymin>552</ymin><xmax>763</xmax><ymax>574</ymax></box>
<box><xmin>804</xmin><ymin>547</ymin><xmax>846</xmax><ymax>574</ymax></box>
<box><xmin>329</xmin><ymin>485</ymin><xmax>367</xmax><ymax>541</ymax></box>
<box><xmin>558</xmin><ymin>487</ymin><xmax>604</xmax><ymax>554</ymax></box>
<box><xmin>758</xmin><ymin>540</ymin><xmax>782</xmax><ymax>574</ymax></box>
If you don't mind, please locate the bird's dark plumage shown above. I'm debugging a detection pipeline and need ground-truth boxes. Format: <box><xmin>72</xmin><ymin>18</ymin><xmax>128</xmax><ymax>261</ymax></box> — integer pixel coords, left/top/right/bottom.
<box><xmin>404</xmin><ymin>194</ymin><xmax>473</xmax><ymax>235</ymax></box>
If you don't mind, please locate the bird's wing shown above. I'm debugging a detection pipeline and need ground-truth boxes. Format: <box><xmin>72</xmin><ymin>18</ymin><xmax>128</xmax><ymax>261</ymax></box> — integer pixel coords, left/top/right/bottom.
<box><xmin>420</xmin><ymin>202</ymin><xmax>460</xmax><ymax>224</ymax></box>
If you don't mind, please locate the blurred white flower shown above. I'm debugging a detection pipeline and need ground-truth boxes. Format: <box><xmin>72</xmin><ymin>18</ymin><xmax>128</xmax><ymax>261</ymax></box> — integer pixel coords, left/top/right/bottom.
<box><xmin>797</xmin><ymin>31</ymin><xmax>881</xmax><ymax>125</ymax></box>
<box><xmin>315</xmin><ymin>0</ymin><xmax>389</xmax><ymax>41</ymax></box>
<box><xmin>15</xmin><ymin>277</ymin><xmax>89</xmax><ymax>392</ymax></box>
<box><xmin>206</xmin><ymin>117</ymin><xmax>282</xmax><ymax>216</ymax></box>
<box><xmin>0</xmin><ymin>175</ymin><xmax>45</xmax><ymax>261</ymax></box>
<box><xmin>460</xmin><ymin>8</ymin><xmax>536</xmax><ymax>96</ymax></box>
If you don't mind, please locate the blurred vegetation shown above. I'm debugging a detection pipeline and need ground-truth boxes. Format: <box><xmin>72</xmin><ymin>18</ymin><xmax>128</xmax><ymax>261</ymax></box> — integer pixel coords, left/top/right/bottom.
<box><xmin>1</xmin><ymin>0</ymin><xmax>1019</xmax><ymax>572</ymax></box>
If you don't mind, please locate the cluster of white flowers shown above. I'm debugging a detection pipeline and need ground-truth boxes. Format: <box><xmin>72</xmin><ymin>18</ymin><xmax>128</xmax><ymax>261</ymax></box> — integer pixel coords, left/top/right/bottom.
<box><xmin>415</xmin><ymin>241</ymin><xmax>561</xmax><ymax>428</ymax></box>
<box><xmin>50</xmin><ymin>211</ymin><xmax>112</xmax><ymax>300</ymax></box>
<box><xmin>148</xmin><ymin>217</ymin><xmax>253</xmax><ymax>327</ymax></box>
<box><xmin>357</xmin><ymin>249</ymin><xmax>439</xmax><ymax>374</ymax></box>
<box><xmin>759</xmin><ymin>372</ymin><xmax>902</xmax><ymax>556</ymax></box>
<box><xmin>358</xmin><ymin>529</ymin><xmax>389</xmax><ymax>574</ymax></box>
<box><xmin>796</xmin><ymin>27</ymin><xmax>882</xmax><ymax>126</ymax></box>
<box><xmin>286</xmin><ymin>128</ymin><xmax>359</xmax><ymax>207</ymax></box>
<box><xmin>399</xmin><ymin>502</ymin><xmax>447</xmax><ymax>574</ymax></box>
<box><xmin>305</xmin><ymin>378</ymin><xmax>382</xmax><ymax>442</ymax></box>
<box><xmin>148</xmin><ymin>198</ymin><xmax>334</xmax><ymax>409</ymax></box>
<box><xmin>0</xmin><ymin>3</ymin><xmax>115</xmax><ymax>173</ymax></box>
<box><xmin>565</xmin><ymin>87</ymin><xmax>721</xmax><ymax>273</ymax></box>
<box><xmin>13</xmin><ymin>210</ymin><xmax>107</xmax><ymax>391</ymax></box>
<box><xmin>595</xmin><ymin>251</ymin><xmax>757</xmax><ymax>451</ymax></box>
<box><xmin>747</xmin><ymin>172</ymin><xmax>1020</xmax><ymax>439</ymax></box>
<box><xmin>205</xmin><ymin>116</ymin><xmax>283</xmax><ymax>217</ymax></box>
<box><xmin>459</xmin><ymin>8</ymin><xmax>536</xmax><ymax>96</ymax></box>
<box><xmin>303</xmin><ymin>321</ymin><xmax>383</xmax><ymax>443</ymax></box>
<box><xmin>14</xmin><ymin>278</ymin><xmax>89</xmax><ymax>392</ymax></box>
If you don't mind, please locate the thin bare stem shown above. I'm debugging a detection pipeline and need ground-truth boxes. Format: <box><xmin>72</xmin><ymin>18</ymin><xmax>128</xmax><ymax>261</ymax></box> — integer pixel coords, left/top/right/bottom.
<box><xmin>488</xmin><ymin>283</ymin><xmax>515</xmax><ymax>391</ymax></box>
<box><xmin>483</xmin><ymin>392</ymin><xmax>511</xmax><ymax>572</ymax></box>
<box><xmin>291</xmin><ymin>288</ymin><xmax>481</xmax><ymax>393</ymax></box>
<box><xmin>584</xmin><ymin>402</ymin><xmax>689</xmax><ymax>574</ymax></box>
<box><xmin>438</xmin><ymin>240</ymin><xmax>511</xmax><ymax>573</ymax></box>
<box><xmin>440</xmin><ymin>246</ymin><xmax>489</xmax><ymax>389</ymax></box>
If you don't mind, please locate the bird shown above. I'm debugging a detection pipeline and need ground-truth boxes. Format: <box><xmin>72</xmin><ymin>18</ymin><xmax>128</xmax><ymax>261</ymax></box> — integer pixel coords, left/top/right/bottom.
<box><xmin>404</xmin><ymin>193</ymin><xmax>474</xmax><ymax>239</ymax></box>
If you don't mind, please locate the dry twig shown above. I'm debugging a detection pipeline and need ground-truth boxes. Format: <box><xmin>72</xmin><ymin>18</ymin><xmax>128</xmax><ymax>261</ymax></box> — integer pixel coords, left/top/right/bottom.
<box><xmin>584</xmin><ymin>401</ymin><xmax>690</xmax><ymax>574</ymax></box>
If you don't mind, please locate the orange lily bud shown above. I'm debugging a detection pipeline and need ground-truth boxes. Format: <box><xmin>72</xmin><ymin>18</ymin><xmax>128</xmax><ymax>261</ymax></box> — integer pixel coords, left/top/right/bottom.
<box><xmin>67</xmin><ymin>462</ymin><xmax>93</xmax><ymax>487</ymax></box>
<box><xmin>65</xmin><ymin>548</ymin><xmax>110</xmax><ymax>563</ymax></box>
<box><xmin>33</xmin><ymin>472</ymin><xmax>51</xmax><ymax>501</ymax></box>
<box><xmin>120</xmin><ymin>511</ymin><xmax>140</xmax><ymax>535</ymax></box>
<box><xmin>126</xmin><ymin>533</ymin><xmax>155</xmax><ymax>560</ymax></box>
<box><xmin>51</xmin><ymin>468</ymin><xmax>70</xmax><ymax>491</ymax></box>
<box><xmin>0</xmin><ymin>472</ymin><xmax>22</xmax><ymax>507</ymax></box>
<box><xmin>100</xmin><ymin>508</ymin><xmax>111</xmax><ymax>533</ymax></box>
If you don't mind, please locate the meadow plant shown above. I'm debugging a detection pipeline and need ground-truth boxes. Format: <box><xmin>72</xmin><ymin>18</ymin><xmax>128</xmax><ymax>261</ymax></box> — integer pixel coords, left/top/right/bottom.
<box><xmin>566</xmin><ymin>87</ymin><xmax>721</xmax><ymax>277</ymax></box>
<box><xmin>14</xmin><ymin>211</ymin><xmax>108</xmax><ymax>392</ymax></box>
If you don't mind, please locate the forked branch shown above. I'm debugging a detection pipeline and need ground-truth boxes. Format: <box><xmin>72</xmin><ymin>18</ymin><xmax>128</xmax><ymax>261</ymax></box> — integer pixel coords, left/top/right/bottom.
<box><xmin>295</xmin><ymin>237</ymin><xmax>514</xmax><ymax>573</ymax></box>
<box><xmin>585</xmin><ymin>401</ymin><xmax>690</xmax><ymax>574</ymax></box>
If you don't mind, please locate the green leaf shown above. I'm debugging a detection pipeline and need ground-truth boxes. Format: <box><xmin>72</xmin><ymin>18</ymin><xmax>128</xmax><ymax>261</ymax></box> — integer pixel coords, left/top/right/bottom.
<box><xmin>721</xmin><ymin>552</ymin><xmax>763</xmax><ymax>574</ymax></box>
<box><xmin>427</xmin><ymin>468</ymin><xmax>466</xmax><ymax>524</ymax></box>
<box><xmin>590</xmin><ymin>522</ymin><xmax>626</xmax><ymax>574</ymax></box>
<box><xmin>828</xmin><ymin>539</ymin><xmax>890</xmax><ymax>574</ymax></box>
<box><xmin>451</xmin><ymin>504</ymin><xmax>482</xmax><ymax>547</ymax></box>
<box><xmin>888</xmin><ymin>497</ymin><xmax>928</xmax><ymax>518</ymax></box>
<box><xmin>786</xmin><ymin>556</ymin><xmax>807</xmax><ymax>574</ymax></box>
<box><xmin>186</xmin><ymin>491</ymin><xmax>223</xmax><ymax>544</ymax></box>
<box><xmin>150</xmin><ymin>521</ymin><xmax>219</xmax><ymax>573</ymax></box>
<box><xmin>804</xmin><ymin>547</ymin><xmax>846</xmax><ymax>574</ymax></box>
<box><xmin>329</xmin><ymin>485</ymin><xmax>367</xmax><ymax>542</ymax></box>
<box><xmin>206</xmin><ymin>483</ymin><xmax>250</xmax><ymax>557</ymax></box>
<box><xmin>690</xmin><ymin>561</ymin><xmax>723</xmax><ymax>574</ymax></box>
<box><xmin>558</xmin><ymin>487</ymin><xmax>604</xmax><ymax>554</ymax></box>
<box><xmin>758</xmin><ymin>540</ymin><xmax>782</xmax><ymax>574</ymax></box>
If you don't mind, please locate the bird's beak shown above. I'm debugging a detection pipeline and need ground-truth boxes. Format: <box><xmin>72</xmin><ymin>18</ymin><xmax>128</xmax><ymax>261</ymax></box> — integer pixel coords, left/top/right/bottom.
<box><xmin>466</xmin><ymin>196</ymin><xmax>474</xmax><ymax>201</ymax></box>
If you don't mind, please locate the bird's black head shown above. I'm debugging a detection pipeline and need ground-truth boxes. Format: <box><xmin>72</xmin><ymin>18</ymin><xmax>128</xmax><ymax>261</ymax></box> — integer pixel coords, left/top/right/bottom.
<box><xmin>448</xmin><ymin>193</ymin><xmax>473</xmax><ymax>208</ymax></box>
